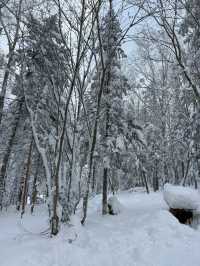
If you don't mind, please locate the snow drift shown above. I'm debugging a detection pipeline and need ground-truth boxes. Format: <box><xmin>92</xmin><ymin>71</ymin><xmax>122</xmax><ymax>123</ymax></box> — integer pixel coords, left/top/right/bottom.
<box><xmin>107</xmin><ymin>196</ymin><xmax>122</xmax><ymax>215</ymax></box>
<box><xmin>163</xmin><ymin>183</ymin><xmax>200</xmax><ymax>210</ymax></box>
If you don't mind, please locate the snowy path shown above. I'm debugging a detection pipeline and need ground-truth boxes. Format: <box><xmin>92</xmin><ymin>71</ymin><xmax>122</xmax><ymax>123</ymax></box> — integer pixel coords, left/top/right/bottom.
<box><xmin>1</xmin><ymin>191</ymin><xmax>200</xmax><ymax>266</ymax></box>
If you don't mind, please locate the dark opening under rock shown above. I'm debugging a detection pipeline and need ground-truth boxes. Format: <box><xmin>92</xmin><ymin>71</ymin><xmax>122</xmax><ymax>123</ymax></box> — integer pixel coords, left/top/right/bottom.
<box><xmin>169</xmin><ymin>208</ymin><xmax>193</xmax><ymax>224</ymax></box>
<box><xmin>108</xmin><ymin>203</ymin><xmax>114</xmax><ymax>215</ymax></box>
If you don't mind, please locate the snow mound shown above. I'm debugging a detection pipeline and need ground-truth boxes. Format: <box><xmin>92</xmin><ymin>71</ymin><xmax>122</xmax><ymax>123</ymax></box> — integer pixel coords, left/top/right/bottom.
<box><xmin>163</xmin><ymin>183</ymin><xmax>200</xmax><ymax>210</ymax></box>
<box><xmin>108</xmin><ymin>196</ymin><xmax>122</xmax><ymax>215</ymax></box>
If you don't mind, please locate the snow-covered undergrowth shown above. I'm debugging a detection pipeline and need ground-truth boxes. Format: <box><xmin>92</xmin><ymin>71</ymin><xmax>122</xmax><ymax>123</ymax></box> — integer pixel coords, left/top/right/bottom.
<box><xmin>1</xmin><ymin>191</ymin><xmax>200</xmax><ymax>266</ymax></box>
<box><xmin>107</xmin><ymin>195</ymin><xmax>123</xmax><ymax>214</ymax></box>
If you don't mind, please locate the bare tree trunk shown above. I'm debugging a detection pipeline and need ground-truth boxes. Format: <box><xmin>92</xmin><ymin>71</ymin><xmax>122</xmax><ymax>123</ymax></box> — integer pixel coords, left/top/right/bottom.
<box><xmin>173</xmin><ymin>165</ymin><xmax>179</xmax><ymax>185</ymax></box>
<box><xmin>182</xmin><ymin>157</ymin><xmax>190</xmax><ymax>186</ymax></box>
<box><xmin>142</xmin><ymin>169</ymin><xmax>149</xmax><ymax>194</ymax></box>
<box><xmin>102</xmin><ymin>0</ymin><xmax>113</xmax><ymax>215</ymax></box>
<box><xmin>92</xmin><ymin>163</ymin><xmax>96</xmax><ymax>192</ymax></box>
<box><xmin>81</xmin><ymin>118</ymin><xmax>100</xmax><ymax>225</ymax></box>
<box><xmin>21</xmin><ymin>137</ymin><xmax>33</xmax><ymax>217</ymax></box>
<box><xmin>81</xmin><ymin>10</ymin><xmax>107</xmax><ymax>224</ymax></box>
<box><xmin>16</xmin><ymin>176</ymin><xmax>23</xmax><ymax>211</ymax></box>
<box><xmin>194</xmin><ymin>176</ymin><xmax>198</xmax><ymax>189</ymax></box>
<box><xmin>102</xmin><ymin>168</ymin><xmax>108</xmax><ymax>214</ymax></box>
<box><xmin>153</xmin><ymin>160</ymin><xmax>159</xmax><ymax>192</ymax></box>
<box><xmin>73</xmin><ymin>166</ymin><xmax>82</xmax><ymax>215</ymax></box>
<box><xmin>81</xmin><ymin>70</ymin><xmax>106</xmax><ymax>224</ymax></box>
<box><xmin>31</xmin><ymin>154</ymin><xmax>40</xmax><ymax>214</ymax></box>
<box><xmin>102</xmin><ymin>102</ymin><xmax>110</xmax><ymax>215</ymax></box>
<box><xmin>81</xmin><ymin>0</ymin><xmax>114</xmax><ymax>224</ymax></box>
<box><xmin>50</xmin><ymin>0</ymin><xmax>87</xmax><ymax>235</ymax></box>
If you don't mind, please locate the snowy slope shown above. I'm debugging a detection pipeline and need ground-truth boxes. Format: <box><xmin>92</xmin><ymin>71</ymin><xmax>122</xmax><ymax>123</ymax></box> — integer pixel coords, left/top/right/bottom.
<box><xmin>1</xmin><ymin>191</ymin><xmax>200</xmax><ymax>266</ymax></box>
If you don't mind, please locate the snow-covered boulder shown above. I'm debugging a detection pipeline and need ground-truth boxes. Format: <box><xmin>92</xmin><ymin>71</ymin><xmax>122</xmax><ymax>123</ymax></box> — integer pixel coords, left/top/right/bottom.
<box><xmin>163</xmin><ymin>183</ymin><xmax>200</xmax><ymax>210</ymax></box>
<box><xmin>163</xmin><ymin>184</ymin><xmax>200</xmax><ymax>225</ymax></box>
<box><xmin>107</xmin><ymin>196</ymin><xmax>122</xmax><ymax>215</ymax></box>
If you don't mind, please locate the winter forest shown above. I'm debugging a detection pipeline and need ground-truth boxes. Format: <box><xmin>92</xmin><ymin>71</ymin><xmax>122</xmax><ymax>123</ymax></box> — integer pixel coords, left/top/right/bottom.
<box><xmin>1</xmin><ymin>0</ymin><xmax>200</xmax><ymax>265</ymax></box>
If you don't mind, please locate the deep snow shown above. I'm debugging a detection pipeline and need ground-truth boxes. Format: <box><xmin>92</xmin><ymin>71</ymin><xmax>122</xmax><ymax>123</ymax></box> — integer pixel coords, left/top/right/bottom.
<box><xmin>163</xmin><ymin>183</ymin><xmax>200</xmax><ymax>210</ymax></box>
<box><xmin>1</xmin><ymin>191</ymin><xmax>200</xmax><ymax>266</ymax></box>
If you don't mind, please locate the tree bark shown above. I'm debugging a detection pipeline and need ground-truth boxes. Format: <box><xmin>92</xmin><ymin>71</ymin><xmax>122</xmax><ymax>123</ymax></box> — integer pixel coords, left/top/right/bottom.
<box><xmin>142</xmin><ymin>169</ymin><xmax>149</xmax><ymax>194</ymax></box>
<box><xmin>102</xmin><ymin>102</ymin><xmax>110</xmax><ymax>215</ymax></box>
<box><xmin>21</xmin><ymin>136</ymin><xmax>33</xmax><ymax>217</ymax></box>
<box><xmin>92</xmin><ymin>163</ymin><xmax>96</xmax><ymax>192</ymax></box>
<box><xmin>102</xmin><ymin>168</ymin><xmax>108</xmax><ymax>214</ymax></box>
<box><xmin>153</xmin><ymin>160</ymin><xmax>159</xmax><ymax>192</ymax></box>
<box><xmin>31</xmin><ymin>154</ymin><xmax>40</xmax><ymax>214</ymax></box>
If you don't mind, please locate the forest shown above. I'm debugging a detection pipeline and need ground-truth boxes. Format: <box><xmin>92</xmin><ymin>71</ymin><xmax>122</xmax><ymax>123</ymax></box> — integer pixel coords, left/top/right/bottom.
<box><xmin>0</xmin><ymin>1</ymin><xmax>200</xmax><ymax>264</ymax></box>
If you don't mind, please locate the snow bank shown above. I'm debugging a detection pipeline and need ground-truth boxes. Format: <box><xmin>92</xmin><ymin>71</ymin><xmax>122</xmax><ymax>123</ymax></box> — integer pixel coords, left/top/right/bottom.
<box><xmin>108</xmin><ymin>196</ymin><xmax>123</xmax><ymax>215</ymax></box>
<box><xmin>2</xmin><ymin>192</ymin><xmax>200</xmax><ymax>266</ymax></box>
<box><xmin>163</xmin><ymin>183</ymin><xmax>200</xmax><ymax>210</ymax></box>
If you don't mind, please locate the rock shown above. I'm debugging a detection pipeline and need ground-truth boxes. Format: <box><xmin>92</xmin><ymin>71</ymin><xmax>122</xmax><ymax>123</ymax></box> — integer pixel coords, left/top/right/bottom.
<box><xmin>107</xmin><ymin>196</ymin><xmax>122</xmax><ymax>215</ymax></box>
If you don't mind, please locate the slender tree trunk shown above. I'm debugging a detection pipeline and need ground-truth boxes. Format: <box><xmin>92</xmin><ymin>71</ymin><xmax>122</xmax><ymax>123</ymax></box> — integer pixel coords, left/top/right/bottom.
<box><xmin>73</xmin><ymin>165</ymin><xmax>82</xmax><ymax>215</ymax></box>
<box><xmin>31</xmin><ymin>155</ymin><xmax>40</xmax><ymax>214</ymax></box>
<box><xmin>81</xmin><ymin>65</ymin><xmax>108</xmax><ymax>224</ymax></box>
<box><xmin>163</xmin><ymin>162</ymin><xmax>169</xmax><ymax>183</ymax></box>
<box><xmin>153</xmin><ymin>160</ymin><xmax>159</xmax><ymax>192</ymax></box>
<box><xmin>102</xmin><ymin>103</ymin><xmax>110</xmax><ymax>215</ymax></box>
<box><xmin>81</xmin><ymin>1</ymin><xmax>108</xmax><ymax>225</ymax></box>
<box><xmin>50</xmin><ymin>0</ymin><xmax>86</xmax><ymax>235</ymax></box>
<box><xmin>16</xmin><ymin>177</ymin><xmax>23</xmax><ymax>211</ymax></box>
<box><xmin>142</xmin><ymin>169</ymin><xmax>149</xmax><ymax>194</ymax></box>
<box><xmin>194</xmin><ymin>176</ymin><xmax>198</xmax><ymax>189</ymax></box>
<box><xmin>81</xmin><ymin>124</ymin><xmax>98</xmax><ymax>224</ymax></box>
<box><xmin>21</xmin><ymin>137</ymin><xmax>33</xmax><ymax>217</ymax></box>
<box><xmin>174</xmin><ymin>165</ymin><xmax>179</xmax><ymax>185</ymax></box>
<box><xmin>182</xmin><ymin>157</ymin><xmax>190</xmax><ymax>186</ymax></box>
<box><xmin>102</xmin><ymin>168</ymin><xmax>108</xmax><ymax>214</ymax></box>
<box><xmin>92</xmin><ymin>162</ymin><xmax>96</xmax><ymax>192</ymax></box>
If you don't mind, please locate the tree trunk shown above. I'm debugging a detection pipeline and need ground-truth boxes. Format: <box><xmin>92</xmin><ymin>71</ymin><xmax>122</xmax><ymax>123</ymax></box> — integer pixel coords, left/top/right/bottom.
<box><xmin>102</xmin><ymin>103</ymin><xmax>110</xmax><ymax>215</ymax></box>
<box><xmin>73</xmin><ymin>165</ymin><xmax>82</xmax><ymax>214</ymax></box>
<box><xmin>51</xmin><ymin>162</ymin><xmax>60</xmax><ymax>235</ymax></box>
<box><xmin>81</xmin><ymin>1</ymin><xmax>109</xmax><ymax>224</ymax></box>
<box><xmin>142</xmin><ymin>169</ymin><xmax>149</xmax><ymax>194</ymax></box>
<box><xmin>182</xmin><ymin>157</ymin><xmax>190</xmax><ymax>186</ymax></box>
<box><xmin>81</xmin><ymin>70</ymin><xmax>108</xmax><ymax>225</ymax></box>
<box><xmin>31</xmin><ymin>155</ymin><xmax>40</xmax><ymax>214</ymax></box>
<box><xmin>153</xmin><ymin>160</ymin><xmax>159</xmax><ymax>192</ymax></box>
<box><xmin>102</xmin><ymin>168</ymin><xmax>108</xmax><ymax>214</ymax></box>
<box><xmin>92</xmin><ymin>163</ymin><xmax>96</xmax><ymax>192</ymax></box>
<box><xmin>21</xmin><ymin>137</ymin><xmax>33</xmax><ymax>217</ymax></box>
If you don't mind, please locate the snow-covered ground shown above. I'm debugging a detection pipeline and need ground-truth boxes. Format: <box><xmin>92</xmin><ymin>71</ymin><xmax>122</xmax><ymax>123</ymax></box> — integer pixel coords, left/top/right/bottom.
<box><xmin>1</xmin><ymin>191</ymin><xmax>200</xmax><ymax>266</ymax></box>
